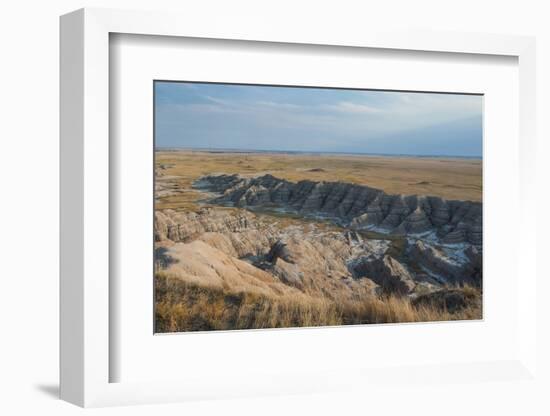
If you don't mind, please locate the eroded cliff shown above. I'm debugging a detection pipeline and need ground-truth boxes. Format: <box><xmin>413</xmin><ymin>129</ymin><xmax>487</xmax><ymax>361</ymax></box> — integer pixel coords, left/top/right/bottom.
<box><xmin>195</xmin><ymin>174</ymin><xmax>482</xmax><ymax>247</ymax></box>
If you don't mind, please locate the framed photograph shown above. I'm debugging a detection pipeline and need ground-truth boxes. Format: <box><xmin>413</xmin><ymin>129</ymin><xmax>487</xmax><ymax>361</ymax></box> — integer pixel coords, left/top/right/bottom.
<box><xmin>153</xmin><ymin>81</ymin><xmax>484</xmax><ymax>333</ymax></box>
<box><xmin>60</xmin><ymin>8</ymin><xmax>538</xmax><ymax>407</ymax></box>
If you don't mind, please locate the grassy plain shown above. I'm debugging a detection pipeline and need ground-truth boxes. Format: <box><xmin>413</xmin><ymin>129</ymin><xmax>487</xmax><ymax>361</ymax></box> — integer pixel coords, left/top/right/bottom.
<box><xmin>155</xmin><ymin>150</ymin><xmax>482</xmax><ymax>211</ymax></box>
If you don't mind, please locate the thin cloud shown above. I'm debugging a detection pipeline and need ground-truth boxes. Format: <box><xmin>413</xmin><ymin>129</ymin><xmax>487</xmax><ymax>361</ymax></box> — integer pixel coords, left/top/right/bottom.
<box><xmin>155</xmin><ymin>82</ymin><xmax>482</xmax><ymax>157</ymax></box>
<box><xmin>327</xmin><ymin>101</ymin><xmax>384</xmax><ymax>114</ymax></box>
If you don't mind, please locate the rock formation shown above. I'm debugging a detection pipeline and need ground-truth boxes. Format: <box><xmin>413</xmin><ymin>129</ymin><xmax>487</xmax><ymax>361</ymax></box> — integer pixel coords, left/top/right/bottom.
<box><xmin>195</xmin><ymin>174</ymin><xmax>482</xmax><ymax>247</ymax></box>
<box><xmin>408</xmin><ymin>240</ymin><xmax>481</xmax><ymax>286</ymax></box>
<box><xmin>349</xmin><ymin>254</ymin><xmax>416</xmax><ymax>295</ymax></box>
<box><xmin>154</xmin><ymin>173</ymin><xmax>482</xmax><ymax>303</ymax></box>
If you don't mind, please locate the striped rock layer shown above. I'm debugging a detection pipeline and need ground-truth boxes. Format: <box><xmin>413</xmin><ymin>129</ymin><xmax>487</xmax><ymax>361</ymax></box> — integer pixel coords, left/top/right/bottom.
<box><xmin>195</xmin><ymin>174</ymin><xmax>482</xmax><ymax>247</ymax></box>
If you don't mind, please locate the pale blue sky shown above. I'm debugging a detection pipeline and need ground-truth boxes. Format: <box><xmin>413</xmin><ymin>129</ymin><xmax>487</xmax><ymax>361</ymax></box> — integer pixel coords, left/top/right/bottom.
<box><xmin>155</xmin><ymin>81</ymin><xmax>482</xmax><ymax>157</ymax></box>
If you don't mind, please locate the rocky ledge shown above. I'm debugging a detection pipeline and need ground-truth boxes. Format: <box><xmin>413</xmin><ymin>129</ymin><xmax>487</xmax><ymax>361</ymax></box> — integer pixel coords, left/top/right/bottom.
<box><xmin>194</xmin><ymin>173</ymin><xmax>482</xmax><ymax>247</ymax></box>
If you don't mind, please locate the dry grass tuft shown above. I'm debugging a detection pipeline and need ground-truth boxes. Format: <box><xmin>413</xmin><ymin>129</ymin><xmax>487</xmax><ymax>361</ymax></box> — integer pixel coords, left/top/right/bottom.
<box><xmin>155</xmin><ymin>272</ymin><xmax>482</xmax><ymax>332</ymax></box>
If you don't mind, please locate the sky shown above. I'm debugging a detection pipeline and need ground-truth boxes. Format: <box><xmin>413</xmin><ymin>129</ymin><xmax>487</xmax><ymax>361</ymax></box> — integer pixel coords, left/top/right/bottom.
<box><xmin>154</xmin><ymin>81</ymin><xmax>483</xmax><ymax>157</ymax></box>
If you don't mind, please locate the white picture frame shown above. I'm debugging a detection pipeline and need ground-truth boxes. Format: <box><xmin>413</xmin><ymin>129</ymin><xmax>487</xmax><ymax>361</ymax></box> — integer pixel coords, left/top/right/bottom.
<box><xmin>60</xmin><ymin>7</ymin><xmax>537</xmax><ymax>407</ymax></box>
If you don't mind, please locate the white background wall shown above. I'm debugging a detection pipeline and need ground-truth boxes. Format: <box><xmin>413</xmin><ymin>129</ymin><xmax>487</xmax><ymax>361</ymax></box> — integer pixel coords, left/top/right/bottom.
<box><xmin>0</xmin><ymin>1</ymin><xmax>548</xmax><ymax>414</ymax></box>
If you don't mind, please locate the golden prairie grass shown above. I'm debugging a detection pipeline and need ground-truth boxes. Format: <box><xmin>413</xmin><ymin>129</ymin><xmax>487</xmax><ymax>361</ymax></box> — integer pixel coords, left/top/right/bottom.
<box><xmin>155</xmin><ymin>272</ymin><xmax>482</xmax><ymax>333</ymax></box>
<box><xmin>155</xmin><ymin>150</ymin><xmax>482</xmax><ymax>212</ymax></box>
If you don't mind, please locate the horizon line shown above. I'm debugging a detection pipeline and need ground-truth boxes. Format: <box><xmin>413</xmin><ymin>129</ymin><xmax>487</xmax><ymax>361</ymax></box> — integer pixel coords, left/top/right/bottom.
<box><xmin>154</xmin><ymin>146</ymin><xmax>482</xmax><ymax>159</ymax></box>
